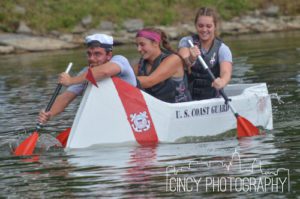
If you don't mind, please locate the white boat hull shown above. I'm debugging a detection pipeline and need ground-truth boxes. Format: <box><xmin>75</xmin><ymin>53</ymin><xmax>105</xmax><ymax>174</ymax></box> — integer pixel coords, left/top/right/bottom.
<box><xmin>66</xmin><ymin>78</ymin><xmax>273</xmax><ymax>148</ymax></box>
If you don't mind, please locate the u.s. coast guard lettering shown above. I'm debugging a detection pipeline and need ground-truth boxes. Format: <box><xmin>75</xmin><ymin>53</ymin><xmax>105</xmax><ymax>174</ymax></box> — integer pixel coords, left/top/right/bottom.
<box><xmin>175</xmin><ymin>104</ymin><xmax>229</xmax><ymax>119</ymax></box>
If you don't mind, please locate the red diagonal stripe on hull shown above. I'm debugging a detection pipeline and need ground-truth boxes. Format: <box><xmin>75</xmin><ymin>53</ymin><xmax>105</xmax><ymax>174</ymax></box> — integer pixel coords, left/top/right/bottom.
<box><xmin>112</xmin><ymin>77</ymin><xmax>158</xmax><ymax>145</ymax></box>
<box><xmin>86</xmin><ymin>67</ymin><xmax>98</xmax><ymax>87</ymax></box>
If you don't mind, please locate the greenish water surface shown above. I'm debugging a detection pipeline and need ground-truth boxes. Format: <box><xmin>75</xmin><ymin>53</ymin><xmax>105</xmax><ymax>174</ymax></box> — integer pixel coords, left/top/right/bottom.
<box><xmin>0</xmin><ymin>31</ymin><xmax>299</xmax><ymax>198</ymax></box>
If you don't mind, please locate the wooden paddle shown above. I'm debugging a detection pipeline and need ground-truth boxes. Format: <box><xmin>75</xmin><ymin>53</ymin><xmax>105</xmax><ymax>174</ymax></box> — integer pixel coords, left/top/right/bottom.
<box><xmin>14</xmin><ymin>63</ymin><xmax>73</xmax><ymax>156</ymax></box>
<box><xmin>188</xmin><ymin>40</ymin><xmax>259</xmax><ymax>137</ymax></box>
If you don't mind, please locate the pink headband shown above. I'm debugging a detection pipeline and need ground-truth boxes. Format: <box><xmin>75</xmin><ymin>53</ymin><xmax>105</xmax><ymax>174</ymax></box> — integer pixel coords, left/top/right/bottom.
<box><xmin>136</xmin><ymin>30</ymin><xmax>161</xmax><ymax>43</ymax></box>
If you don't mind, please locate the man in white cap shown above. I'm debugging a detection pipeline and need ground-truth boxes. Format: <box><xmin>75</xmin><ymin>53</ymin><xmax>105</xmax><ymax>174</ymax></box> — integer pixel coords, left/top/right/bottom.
<box><xmin>38</xmin><ymin>33</ymin><xmax>137</xmax><ymax>124</ymax></box>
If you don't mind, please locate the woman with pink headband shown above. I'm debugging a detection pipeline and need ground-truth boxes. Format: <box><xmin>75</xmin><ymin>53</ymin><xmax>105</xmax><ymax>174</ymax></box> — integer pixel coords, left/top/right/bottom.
<box><xmin>135</xmin><ymin>28</ymin><xmax>191</xmax><ymax>103</ymax></box>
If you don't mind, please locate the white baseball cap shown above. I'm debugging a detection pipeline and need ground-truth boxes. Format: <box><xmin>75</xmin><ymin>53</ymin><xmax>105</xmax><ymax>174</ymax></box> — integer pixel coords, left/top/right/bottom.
<box><xmin>85</xmin><ymin>33</ymin><xmax>113</xmax><ymax>50</ymax></box>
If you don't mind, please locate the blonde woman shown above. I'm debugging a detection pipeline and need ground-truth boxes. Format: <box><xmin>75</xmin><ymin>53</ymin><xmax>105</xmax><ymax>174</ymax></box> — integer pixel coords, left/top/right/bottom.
<box><xmin>178</xmin><ymin>7</ymin><xmax>233</xmax><ymax>100</ymax></box>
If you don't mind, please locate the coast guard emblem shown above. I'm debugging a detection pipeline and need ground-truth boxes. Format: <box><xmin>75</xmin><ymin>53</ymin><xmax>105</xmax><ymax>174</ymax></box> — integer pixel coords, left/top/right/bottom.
<box><xmin>130</xmin><ymin>111</ymin><xmax>151</xmax><ymax>132</ymax></box>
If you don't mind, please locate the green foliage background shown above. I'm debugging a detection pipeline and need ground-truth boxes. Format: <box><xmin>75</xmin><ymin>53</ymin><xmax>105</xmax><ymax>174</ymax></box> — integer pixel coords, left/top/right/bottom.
<box><xmin>0</xmin><ymin>0</ymin><xmax>298</xmax><ymax>33</ymax></box>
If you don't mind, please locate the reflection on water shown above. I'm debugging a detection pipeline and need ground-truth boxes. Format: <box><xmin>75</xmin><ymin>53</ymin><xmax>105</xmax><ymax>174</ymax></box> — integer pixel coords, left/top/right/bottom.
<box><xmin>0</xmin><ymin>31</ymin><xmax>299</xmax><ymax>198</ymax></box>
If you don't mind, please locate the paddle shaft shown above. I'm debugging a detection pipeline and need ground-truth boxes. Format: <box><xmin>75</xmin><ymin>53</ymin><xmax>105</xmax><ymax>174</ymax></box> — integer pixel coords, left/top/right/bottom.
<box><xmin>14</xmin><ymin>62</ymin><xmax>73</xmax><ymax>156</ymax></box>
<box><xmin>188</xmin><ymin>40</ymin><xmax>239</xmax><ymax>117</ymax></box>
<box><xmin>36</xmin><ymin>63</ymin><xmax>73</xmax><ymax>130</ymax></box>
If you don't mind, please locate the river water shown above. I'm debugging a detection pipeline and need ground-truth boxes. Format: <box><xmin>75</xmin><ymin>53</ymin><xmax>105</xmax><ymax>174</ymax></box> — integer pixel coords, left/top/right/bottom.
<box><xmin>0</xmin><ymin>31</ymin><xmax>299</xmax><ymax>198</ymax></box>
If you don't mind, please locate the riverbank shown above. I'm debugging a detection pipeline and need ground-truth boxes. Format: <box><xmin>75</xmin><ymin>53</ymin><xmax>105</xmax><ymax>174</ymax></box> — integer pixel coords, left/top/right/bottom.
<box><xmin>0</xmin><ymin>9</ymin><xmax>299</xmax><ymax>54</ymax></box>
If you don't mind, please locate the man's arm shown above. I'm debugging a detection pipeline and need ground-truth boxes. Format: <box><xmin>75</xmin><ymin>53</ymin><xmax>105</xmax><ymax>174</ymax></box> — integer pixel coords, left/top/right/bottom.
<box><xmin>59</xmin><ymin>62</ymin><xmax>121</xmax><ymax>86</ymax></box>
<box><xmin>38</xmin><ymin>91</ymin><xmax>77</xmax><ymax>124</ymax></box>
<box><xmin>92</xmin><ymin>62</ymin><xmax>121</xmax><ymax>80</ymax></box>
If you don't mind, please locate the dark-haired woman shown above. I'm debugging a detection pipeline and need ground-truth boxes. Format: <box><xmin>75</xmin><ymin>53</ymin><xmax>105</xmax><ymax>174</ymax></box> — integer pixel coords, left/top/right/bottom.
<box><xmin>135</xmin><ymin>28</ymin><xmax>191</xmax><ymax>103</ymax></box>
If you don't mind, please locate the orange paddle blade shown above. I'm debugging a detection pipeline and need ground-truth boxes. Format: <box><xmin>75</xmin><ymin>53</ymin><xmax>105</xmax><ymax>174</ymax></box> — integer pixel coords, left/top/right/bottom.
<box><xmin>56</xmin><ymin>128</ymin><xmax>71</xmax><ymax>147</ymax></box>
<box><xmin>237</xmin><ymin>116</ymin><xmax>260</xmax><ymax>137</ymax></box>
<box><xmin>14</xmin><ymin>132</ymin><xmax>39</xmax><ymax>156</ymax></box>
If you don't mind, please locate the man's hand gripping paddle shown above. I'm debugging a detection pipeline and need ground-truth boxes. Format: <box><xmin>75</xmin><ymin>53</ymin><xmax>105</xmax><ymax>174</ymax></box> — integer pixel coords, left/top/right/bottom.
<box><xmin>14</xmin><ymin>63</ymin><xmax>73</xmax><ymax>156</ymax></box>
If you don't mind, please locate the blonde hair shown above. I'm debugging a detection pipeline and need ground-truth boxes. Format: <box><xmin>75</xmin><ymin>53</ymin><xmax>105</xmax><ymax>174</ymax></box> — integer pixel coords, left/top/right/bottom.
<box><xmin>194</xmin><ymin>7</ymin><xmax>220</xmax><ymax>35</ymax></box>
